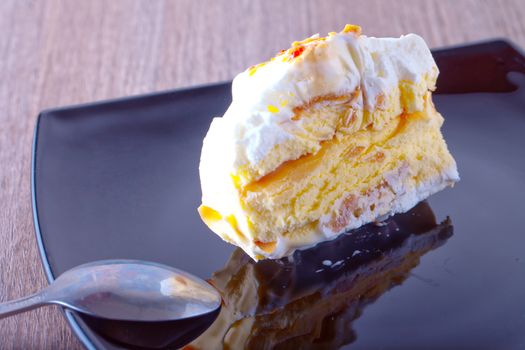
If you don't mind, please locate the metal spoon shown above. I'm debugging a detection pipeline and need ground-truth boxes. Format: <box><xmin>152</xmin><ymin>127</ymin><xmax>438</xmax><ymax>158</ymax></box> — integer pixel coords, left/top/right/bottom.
<box><xmin>0</xmin><ymin>260</ymin><xmax>222</xmax><ymax>349</ymax></box>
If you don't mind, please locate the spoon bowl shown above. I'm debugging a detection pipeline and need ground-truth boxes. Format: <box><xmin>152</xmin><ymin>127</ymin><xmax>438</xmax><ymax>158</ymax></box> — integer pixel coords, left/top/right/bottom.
<box><xmin>0</xmin><ymin>260</ymin><xmax>222</xmax><ymax>348</ymax></box>
<box><xmin>80</xmin><ymin>305</ymin><xmax>221</xmax><ymax>349</ymax></box>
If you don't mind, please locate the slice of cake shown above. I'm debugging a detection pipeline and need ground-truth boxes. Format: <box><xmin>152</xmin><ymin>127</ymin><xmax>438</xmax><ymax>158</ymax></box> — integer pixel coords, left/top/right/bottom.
<box><xmin>198</xmin><ymin>25</ymin><xmax>459</xmax><ymax>260</ymax></box>
<box><xmin>188</xmin><ymin>202</ymin><xmax>454</xmax><ymax>349</ymax></box>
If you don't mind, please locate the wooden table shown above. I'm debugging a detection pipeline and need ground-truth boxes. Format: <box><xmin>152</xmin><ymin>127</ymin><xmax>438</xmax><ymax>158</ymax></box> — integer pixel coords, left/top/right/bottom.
<box><xmin>1</xmin><ymin>0</ymin><xmax>524</xmax><ymax>348</ymax></box>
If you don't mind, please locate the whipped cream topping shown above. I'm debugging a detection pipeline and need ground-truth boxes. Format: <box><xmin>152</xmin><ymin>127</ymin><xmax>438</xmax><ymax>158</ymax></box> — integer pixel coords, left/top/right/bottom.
<box><xmin>200</xmin><ymin>27</ymin><xmax>438</xmax><ymax>190</ymax></box>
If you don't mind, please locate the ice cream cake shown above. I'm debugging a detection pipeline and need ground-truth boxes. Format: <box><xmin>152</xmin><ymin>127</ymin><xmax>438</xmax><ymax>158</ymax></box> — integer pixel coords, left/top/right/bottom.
<box><xmin>198</xmin><ymin>25</ymin><xmax>458</xmax><ymax>260</ymax></box>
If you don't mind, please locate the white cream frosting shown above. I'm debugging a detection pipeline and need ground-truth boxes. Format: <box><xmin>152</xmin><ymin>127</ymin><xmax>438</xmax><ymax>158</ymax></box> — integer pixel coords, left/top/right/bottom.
<box><xmin>200</xmin><ymin>30</ymin><xmax>438</xmax><ymax>190</ymax></box>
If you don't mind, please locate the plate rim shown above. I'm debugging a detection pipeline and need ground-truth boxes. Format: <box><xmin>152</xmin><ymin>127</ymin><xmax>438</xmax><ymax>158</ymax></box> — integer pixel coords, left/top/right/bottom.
<box><xmin>30</xmin><ymin>38</ymin><xmax>524</xmax><ymax>350</ymax></box>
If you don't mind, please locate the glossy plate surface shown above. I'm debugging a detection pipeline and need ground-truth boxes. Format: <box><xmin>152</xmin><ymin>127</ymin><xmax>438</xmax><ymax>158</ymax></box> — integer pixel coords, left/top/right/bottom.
<box><xmin>33</xmin><ymin>40</ymin><xmax>525</xmax><ymax>349</ymax></box>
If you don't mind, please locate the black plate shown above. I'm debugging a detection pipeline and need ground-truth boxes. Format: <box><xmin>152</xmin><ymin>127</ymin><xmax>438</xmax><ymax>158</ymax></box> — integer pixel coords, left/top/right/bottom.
<box><xmin>33</xmin><ymin>40</ymin><xmax>525</xmax><ymax>349</ymax></box>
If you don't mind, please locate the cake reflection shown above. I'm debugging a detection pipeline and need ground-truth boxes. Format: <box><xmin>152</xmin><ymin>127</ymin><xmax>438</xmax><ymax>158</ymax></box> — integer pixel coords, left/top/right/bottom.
<box><xmin>187</xmin><ymin>201</ymin><xmax>453</xmax><ymax>349</ymax></box>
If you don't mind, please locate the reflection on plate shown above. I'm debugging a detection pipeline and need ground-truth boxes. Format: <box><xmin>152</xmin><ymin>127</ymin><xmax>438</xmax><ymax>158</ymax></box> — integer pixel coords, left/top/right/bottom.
<box><xmin>32</xmin><ymin>40</ymin><xmax>525</xmax><ymax>349</ymax></box>
<box><xmin>188</xmin><ymin>202</ymin><xmax>453</xmax><ymax>349</ymax></box>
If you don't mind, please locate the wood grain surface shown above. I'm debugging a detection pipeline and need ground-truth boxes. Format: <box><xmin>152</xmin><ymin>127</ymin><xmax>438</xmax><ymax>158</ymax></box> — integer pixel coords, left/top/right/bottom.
<box><xmin>0</xmin><ymin>0</ymin><xmax>524</xmax><ymax>348</ymax></box>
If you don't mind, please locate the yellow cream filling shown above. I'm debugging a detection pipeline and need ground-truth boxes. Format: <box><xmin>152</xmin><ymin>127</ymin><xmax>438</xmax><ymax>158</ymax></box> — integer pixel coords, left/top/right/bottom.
<box><xmin>199</xmin><ymin>90</ymin><xmax>453</xmax><ymax>252</ymax></box>
<box><xmin>240</xmin><ymin>98</ymin><xmax>453</xmax><ymax>242</ymax></box>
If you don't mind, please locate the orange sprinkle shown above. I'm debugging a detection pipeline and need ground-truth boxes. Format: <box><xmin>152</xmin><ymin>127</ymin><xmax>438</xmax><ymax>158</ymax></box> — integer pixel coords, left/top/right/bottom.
<box><xmin>342</xmin><ymin>24</ymin><xmax>362</xmax><ymax>35</ymax></box>
<box><xmin>267</xmin><ymin>105</ymin><xmax>279</xmax><ymax>113</ymax></box>
<box><xmin>291</xmin><ymin>46</ymin><xmax>305</xmax><ymax>58</ymax></box>
<box><xmin>198</xmin><ymin>205</ymin><xmax>222</xmax><ymax>223</ymax></box>
<box><xmin>255</xmin><ymin>240</ymin><xmax>277</xmax><ymax>253</ymax></box>
<box><xmin>248</xmin><ymin>62</ymin><xmax>267</xmax><ymax>76</ymax></box>
<box><xmin>226</xmin><ymin>215</ymin><xmax>247</xmax><ymax>242</ymax></box>
<box><xmin>230</xmin><ymin>173</ymin><xmax>242</xmax><ymax>188</ymax></box>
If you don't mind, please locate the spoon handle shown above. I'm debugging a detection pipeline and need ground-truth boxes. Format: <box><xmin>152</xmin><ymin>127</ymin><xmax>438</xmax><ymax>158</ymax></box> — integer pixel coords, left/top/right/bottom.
<box><xmin>0</xmin><ymin>293</ymin><xmax>47</xmax><ymax>319</ymax></box>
